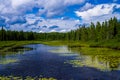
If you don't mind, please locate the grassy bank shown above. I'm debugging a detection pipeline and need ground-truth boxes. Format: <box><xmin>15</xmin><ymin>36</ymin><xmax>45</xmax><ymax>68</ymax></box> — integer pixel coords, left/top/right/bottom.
<box><xmin>0</xmin><ymin>41</ymin><xmax>87</xmax><ymax>52</ymax></box>
<box><xmin>0</xmin><ymin>41</ymin><xmax>70</xmax><ymax>52</ymax></box>
<box><xmin>0</xmin><ymin>41</ymin><xmax>42</xmax><ymax>52</ymax></box>
<box><xmin>0</xmin><ymin>40</ymin><xmax>120</xmax><ymax>52</ymax></box>
<box><xmin>89</xmin><ymin>40</ymin><xmax>120</xmax><ymax>50</ymax></box>
<box><xmin>66</xmin><ymin>40</ymin><xmax>120</xmax><ymax>50</ymax></box>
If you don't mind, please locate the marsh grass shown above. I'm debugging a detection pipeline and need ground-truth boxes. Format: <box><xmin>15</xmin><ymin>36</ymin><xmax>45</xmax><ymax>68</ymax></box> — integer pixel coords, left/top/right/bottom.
<box><xmin>0</xmin><ymin>41</ymin><xmax>42</xmax><ymax>52</ymax></box>
<box><xmin>0</xmin><ymin>59</ymin><xmax>18</xmax><ymax>65</ymax></box>
<box><xmin>67</xmin><ymin>46</ymin><xmax>120</xmax><ymax>71</ymax></box>
<box><xmin>0</xmin><ymin>76</ymin><xmax>56</xmax><ymax>80</ymax></box>
<box><xmin>1</xmin><ymin>40</ymin><xmax>120</xmax><ymax>52</ymax></box>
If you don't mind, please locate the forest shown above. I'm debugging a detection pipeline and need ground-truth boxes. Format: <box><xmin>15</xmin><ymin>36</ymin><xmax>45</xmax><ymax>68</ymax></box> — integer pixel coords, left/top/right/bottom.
<box><xmin>0</xmin><ymin>17</ymin><xmax>120</xmax><ymax>42</ymax></box>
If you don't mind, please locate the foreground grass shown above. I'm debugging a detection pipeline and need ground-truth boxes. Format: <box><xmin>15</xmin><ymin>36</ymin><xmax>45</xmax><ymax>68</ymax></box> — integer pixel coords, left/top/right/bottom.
<box><xmin>0</xmin><ymin>76</ymin><xmax>56</xmax><ymax>80</ymax></box>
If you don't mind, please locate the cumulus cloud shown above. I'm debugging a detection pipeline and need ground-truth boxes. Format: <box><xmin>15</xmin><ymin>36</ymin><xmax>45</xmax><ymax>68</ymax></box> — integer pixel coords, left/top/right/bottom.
<box><xmin>0</xmin><ymin>0</ymin><xmax>85</xmax><ymax>17</ymax></box>
<box><xmin>0</xmin><ymin>0</ymin><xmax>85</xmax><ymax>32</ymax></box>
<box><xmin>59</xmin><ymin>29</ymin><xmax>67</xmax><ymax>33</ymax></box>
<box><xmin>7</xmin><ymin>16</ymin><xmax>26</xmax><ymax>25</ymax></box>
<box><xmin>11</xmin><ymin>0</ymin><xmax>32</xmax><ymax>8</ymax></box>
<box><xmin>1</xmin><ymin>0</ymin><xmax>120</xmax><ymax>32</ymax></box>
<box><xmin>7</xmin><ymin>13</ymin><xmax>80</xmax><ymax>32</ymax></box>
<box><xmin>75</xmin><ymin>3</ymin><xmax>120</xmax><ymax>23</ymax></box>
<box><xmin>37</xmin><ymin>0</ymin><xmax>85</xmax><ymax>17</ymax></box>
<box><xmin>36</xmin><ymin>18</ymin><xmax>81</xmax><ymax>32</ymax></box>
<box><xmin>75</xmin><ymin>4</ymin><xmax>116</xmax><ymax>19</ymax></box>
<box><xmin>80</xmin><ymin>3</ymin><xmax>94</xmax><ymax>11</ymax></box>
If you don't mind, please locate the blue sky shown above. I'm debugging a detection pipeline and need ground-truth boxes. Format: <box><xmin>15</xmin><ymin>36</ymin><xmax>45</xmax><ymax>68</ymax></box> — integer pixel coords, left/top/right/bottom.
<box><xmin>0</xmin><ymin>0</ymin><xmax>120</xmax><ymax>32</ymax></box>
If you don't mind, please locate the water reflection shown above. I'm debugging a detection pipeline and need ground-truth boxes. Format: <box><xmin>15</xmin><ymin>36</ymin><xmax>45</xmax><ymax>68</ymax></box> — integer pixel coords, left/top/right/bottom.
<box><xmin>0</xmin><ymin>44</ymin><xmax>120</xmax><ymax>79</ymax></box>
<box><xmin>1</xmin><ymin>45</ymin><xmax>120</xmax><ymax>71</ymax></box>
<box><xmin>49</xmin><ymin>46</ymin><xmax>79</xmax><ymax>57</ymax></box>
<box><xmin>0</xmin><ymin>46</ymin><xmax>33</xmax><ymax>65</ymax></box>
<box><xmin>8</xmin><ymin>46</ymin><xmax>33</xmax><ymax>53</ymax></box>
<box><xmin>67</xmin><ymin>47</ymin><xmax>120</xmax><ymax>71</ymax></box>
<box><xmin>0</xmin><ymin>58</ymin><xmax>18</xmax><ymax>65</ymax></box>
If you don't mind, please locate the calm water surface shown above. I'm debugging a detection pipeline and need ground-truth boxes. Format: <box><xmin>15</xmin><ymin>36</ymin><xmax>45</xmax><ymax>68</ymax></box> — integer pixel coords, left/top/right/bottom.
<box><xmin>0</xmin><ymin>44</ymin><xmax>120</xmax><ymax>80</ymax></box>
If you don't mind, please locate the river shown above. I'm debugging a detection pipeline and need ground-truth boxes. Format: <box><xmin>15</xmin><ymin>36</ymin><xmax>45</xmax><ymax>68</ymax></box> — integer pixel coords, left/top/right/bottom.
<box><xmin>0</xmin><ymin>44</ymin><xmax>120</xmax><ymax>80</ymax></box>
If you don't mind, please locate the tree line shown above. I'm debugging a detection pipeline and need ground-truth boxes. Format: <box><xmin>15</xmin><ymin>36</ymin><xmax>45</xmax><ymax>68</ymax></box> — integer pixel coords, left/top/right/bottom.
<box><xmin>66</xmin><ymin>17</ymin><xmax>120</xmax><ymax>42</ymax></box>
<box><xmin>0</xmin><ymin>27</ymin><xmax>36</xmax><ymax>41</ymax></box>
<box><xmin>0</xmin><ymin>17</ymin><xmax>120</xmax><ymax>42</ymax></box>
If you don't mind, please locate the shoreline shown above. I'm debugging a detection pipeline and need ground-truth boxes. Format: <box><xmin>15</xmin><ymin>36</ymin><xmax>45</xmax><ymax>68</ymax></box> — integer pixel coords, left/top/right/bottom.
<box><xmin>0</xmin><ymin>40</ymin><xmax>120</xmax><ymax>52</ymax></box>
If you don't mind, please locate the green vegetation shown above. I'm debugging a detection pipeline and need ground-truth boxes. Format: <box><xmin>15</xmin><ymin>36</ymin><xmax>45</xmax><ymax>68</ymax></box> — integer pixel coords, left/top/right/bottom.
<box><xmin>0</xmin><ymin>41</ymin><xmax>37</xmax><ymax>52</ymax></box>
<box><xmin>0</xmin><ymin>17</ymin><xmax>120</xmax><ymax>50</ymax></box>
<box><xmin>48</xmin><ymin>45</ymin><xmax>120</xmax><ymax>71</ymax></box>
<box><xmin>0</xmin><ymin>59</ymin><xmax>18</xmax><ymax>65</ymax></box>
<box><xmin>0</xmin><ymin>41</ymin><xmax>70</xmax><ymax>52</ymax></box>
<box><xmin>0</xmin><ymin>76</ymin><xmax>56</xmax><ymax>80</ymax></box>
<box><xmin>66</xmin><ymin>46</ymin><xmax>120</xmax><ymax>71</ymax></box>
<box><xmin>0</xmin><ymin>40</ymin><xmax>89</xmax><ymax>52</ymax></box>
<box><xmin>0</xmin><ymin>40</ymin><xmax>120</xmax><ymax>52</ymax></box>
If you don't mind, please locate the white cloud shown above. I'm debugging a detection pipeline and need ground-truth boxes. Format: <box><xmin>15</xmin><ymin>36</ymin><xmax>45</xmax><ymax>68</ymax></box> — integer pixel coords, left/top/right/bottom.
<box><xmin>7</xmin><ymin>13</ymin><xmax>80</xmax><ymax>32</ymax></box>
<box><xmin>39</xmin><ymin>30</ymin><xmax>44</xmax><ymax>33</ymax></box>
<box><xmin>75</xmin><ymin>3</ymin><xmax>120</xmax><ymax>24</ymax></box>
<box><xmin>80</xmin><ymin>3</ymin><xmax>94</xmax><ymax>11</ymax></box>
<box><xmin>75</xmin><ymin>4</ymin><xmax>118</xmax><ymax>20</ymax></box>
<box><xmin>0</xmin><ymin>0</ymin><xmax>14</xmax><ymax>14</ymax></box>
<box><xmin>11</xmin><ymin>0</ymin><xmax>32</xmax><ymax>8</ymax></box>
<box><xmin>64</xmin><ymin>0</ymin><xmax>85</xmax><ymax>5</ymax></box>
<box><xmin>37</xmin><ymin>0</ymin><xmax>85</xmax><ymax>17</ymax></box>
<box><xmin>0</xmin><ymin>0</ymin><xmax>85</xmax><ymax>17</ymax></box>
<box><xmin>25</xmin><ymin>14</ymin><xmax>40</xmax><ymax>25</ymax></box>
<box><xmin>50</xmin><ymin>29</ymin><xmax>56</xmax><ymax>32</ymax></box>
<box><xmin>3</xmin><ymin>0</ymin><xmax>120</xmax><ymax>32</ymax></box>
<box><xmin>37</xmin><ymin>18</ymin><xmax>80</xmax><ymax>31</ymax></box>
<box><xmin>60</xmin><ymin>29</ymin><xmax>67</xmax><ymax>32</ymax></box>
<box><xmin>82</xmin><ymin>14</ymin><xmax>120</xmax><ymax>25</ymax></box>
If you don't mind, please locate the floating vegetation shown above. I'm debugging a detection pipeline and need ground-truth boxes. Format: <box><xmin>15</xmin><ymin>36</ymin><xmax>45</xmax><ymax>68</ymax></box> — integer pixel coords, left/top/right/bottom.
<box><xmin>0</xmin><ymin>58</ymin><xmax>18</xmax><ymax>65</ymax></box>
<box><xmin>49</xmin><ymin>46</ymin><xmax>72</xmax><ymax>54</ymax></box>
<box><xmin>49</xmin><ymin>46</ymin><xmax>79</xmax><ymax>57</ymax></box>
<box><xmin>65</xmin><ymin>47</ymin><xmax>120</xmax><ymax>71</ymax></box>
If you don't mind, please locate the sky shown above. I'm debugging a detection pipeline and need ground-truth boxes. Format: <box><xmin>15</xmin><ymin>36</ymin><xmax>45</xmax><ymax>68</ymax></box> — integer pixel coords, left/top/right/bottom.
<box><xmin>0</xmin><ymin>0</ymin><xmax>120</xmax><ymax>32</ymax></box>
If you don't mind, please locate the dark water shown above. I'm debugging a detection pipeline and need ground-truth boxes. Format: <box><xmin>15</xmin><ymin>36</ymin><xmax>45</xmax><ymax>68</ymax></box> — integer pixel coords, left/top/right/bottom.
<box><xmin>0</xmin><ymin>44</ymin><xmax>120</xmax><ymax>80</ymax></box>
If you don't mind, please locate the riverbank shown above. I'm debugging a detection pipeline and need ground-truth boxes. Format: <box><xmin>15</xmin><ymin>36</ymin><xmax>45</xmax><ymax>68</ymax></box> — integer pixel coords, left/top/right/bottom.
<box><xmin>89</xmin><ymin>40</ymin><xmax>120</xmax><ymax>50</ymax></box>
<box><xmin>43</xmin><ymin>40</ymin><xmax>120</xmax><ymax>50</ymax></box>
<box><xmin>0</xmin><ymin>40</ymin><xmax>120</xmax><ymax>52</ymax></box>
<box><xmin>0</xmin><ymin>41</ymin><xmax>67</xmax><ymax>52</ymax></box>
<box><xmin>0</xmin><ymin>41</ymin><xmax>41</xmax><ymax>52</ymax></box>
<box><xmin>44</xmin><ymin>40</ymin><xmax>120</xmax><ymax>50</ymax></box>
<box><xmin>65</xmin><ymin>40</ymin><xmax>120</xmax><ymax>50</ymax></box>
